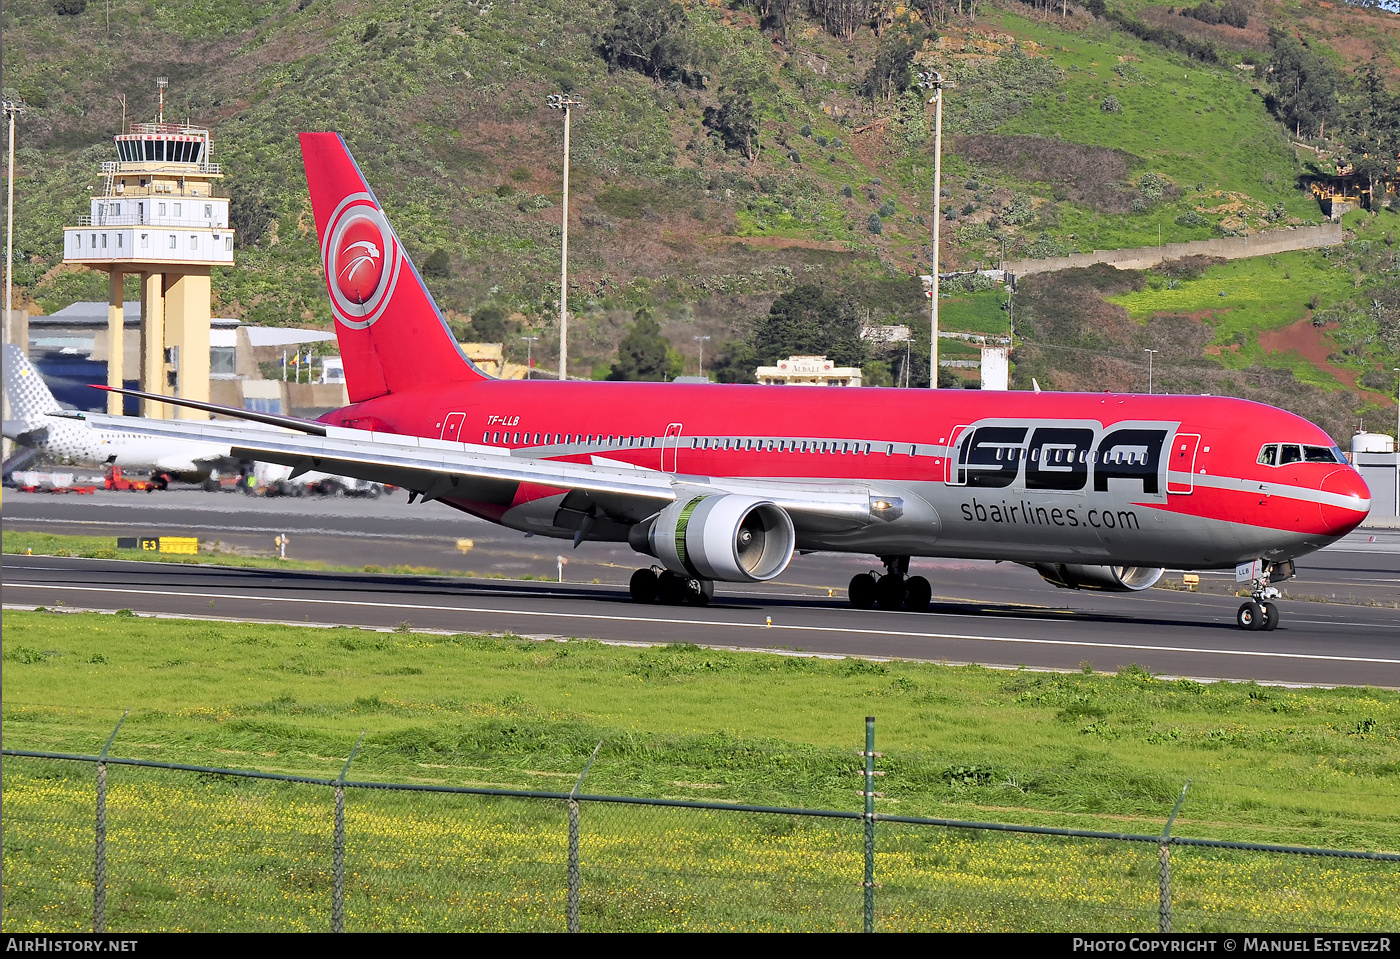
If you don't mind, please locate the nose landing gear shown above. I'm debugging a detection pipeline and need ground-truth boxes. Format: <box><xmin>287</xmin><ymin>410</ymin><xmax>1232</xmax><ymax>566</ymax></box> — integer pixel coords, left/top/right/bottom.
<box><xmin>1237</xmin><ymin>562</ymin><xmax>1282</xmax><ymax>631</ymax></box>
<box><xmin>848</xmin><ymin>556</ymin><xmax>932</xmax><ymax>612</ymax></box>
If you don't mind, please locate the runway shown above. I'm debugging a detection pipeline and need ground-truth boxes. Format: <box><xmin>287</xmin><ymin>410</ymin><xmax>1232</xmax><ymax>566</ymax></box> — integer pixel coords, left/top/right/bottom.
<box><xmin>4</xmin><ymin>488</ymin><xmax>1398</xmax><ymax>688</ymax></box>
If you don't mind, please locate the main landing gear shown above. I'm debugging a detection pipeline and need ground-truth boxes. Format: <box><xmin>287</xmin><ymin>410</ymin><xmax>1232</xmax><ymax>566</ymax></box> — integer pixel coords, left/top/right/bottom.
<box><xmin>1236</xmin><ymin>562</ymin><xmax>1282</xmax><ymax>631</ymax></box>
<box><xmin>629</xmin><ymin>566</ymin><xmax>714</xmax><ymax>606</ymax></box>
<box><xmin>848</xmin><ymin>556</ymin><xmax>932</xmax><ymax>613</ymax></box>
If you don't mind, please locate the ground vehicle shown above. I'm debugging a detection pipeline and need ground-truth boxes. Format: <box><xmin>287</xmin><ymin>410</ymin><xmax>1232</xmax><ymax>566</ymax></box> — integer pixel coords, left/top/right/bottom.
<box><xmin>81</xmin><ymin>133</ymin><xmax>1371</xmax><ymax>630</ymax></box>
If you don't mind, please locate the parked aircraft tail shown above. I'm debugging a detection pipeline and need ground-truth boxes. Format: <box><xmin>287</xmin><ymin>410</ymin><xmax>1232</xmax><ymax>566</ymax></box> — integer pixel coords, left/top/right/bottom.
<box><xmin>299</xmin><ymin>132</ymin><xmax>490</xmax><ymax>403</ymax></box>
<box><xmin>3</xmin><ymin>344</ymin><xmax>63</xmax><ymax>433</ymax></box>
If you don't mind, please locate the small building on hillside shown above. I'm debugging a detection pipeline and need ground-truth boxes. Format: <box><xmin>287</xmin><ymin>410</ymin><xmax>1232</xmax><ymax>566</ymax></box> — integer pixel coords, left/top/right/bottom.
<box><xmin>459</xmin><ymin>342</ymin><xmax>529</xmax><ymax>380</ymax></box>
<box><xmin>756</xmin><ymin>355</ymin><xmax>862</xmax><ymax>387</ymax></box>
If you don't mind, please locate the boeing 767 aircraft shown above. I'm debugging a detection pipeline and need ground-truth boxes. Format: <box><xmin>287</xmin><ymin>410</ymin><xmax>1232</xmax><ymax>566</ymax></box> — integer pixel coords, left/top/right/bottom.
<box><xmin>74</xmin><ymin>133</ymin><xmax>1371</xmax><ymax>631</ymax></box>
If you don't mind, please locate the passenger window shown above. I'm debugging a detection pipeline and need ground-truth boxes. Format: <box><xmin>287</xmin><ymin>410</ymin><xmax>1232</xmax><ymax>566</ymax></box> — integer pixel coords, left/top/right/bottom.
<box><xmin>1280</xmin><ymin>445</ymin><xmax>1302</xmax><ymax>465</ymax></box>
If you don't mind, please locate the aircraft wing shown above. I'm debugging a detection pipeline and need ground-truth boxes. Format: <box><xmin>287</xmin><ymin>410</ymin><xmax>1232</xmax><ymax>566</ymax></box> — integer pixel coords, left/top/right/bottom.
<box><xmin>72</xmin><ymin>411</ymin><xmax>876</xmax><ymax>529</ymax></box>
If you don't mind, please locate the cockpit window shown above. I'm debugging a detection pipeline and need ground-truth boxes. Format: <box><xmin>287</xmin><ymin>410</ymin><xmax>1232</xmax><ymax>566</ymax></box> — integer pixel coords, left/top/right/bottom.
<box><xmin>1257</xmin><ymin>443</ymin><xmax>1347</xmax><ymax>467</ymax></box>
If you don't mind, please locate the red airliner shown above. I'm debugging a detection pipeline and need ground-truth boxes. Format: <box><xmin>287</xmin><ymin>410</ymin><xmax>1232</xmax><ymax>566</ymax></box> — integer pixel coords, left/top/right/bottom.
<box><xmin>91</xmin><ymin>133</ymin><xmax>1372</xmax><ymax>631</ymax></box>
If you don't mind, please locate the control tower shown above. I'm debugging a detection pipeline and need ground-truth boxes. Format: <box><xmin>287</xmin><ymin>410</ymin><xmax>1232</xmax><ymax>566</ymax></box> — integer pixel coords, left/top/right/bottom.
<box><xmin>63</xmin><ymin>80</ymin><xmax>235</xmax><ymax>417</ymax></box>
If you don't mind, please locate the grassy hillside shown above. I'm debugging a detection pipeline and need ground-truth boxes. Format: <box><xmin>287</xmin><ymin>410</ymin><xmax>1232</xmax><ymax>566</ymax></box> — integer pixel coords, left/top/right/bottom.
<box><xmin>2</xmin><ymin>0</ymin><xmax>1397</xmax><ymax>426</ymax></box>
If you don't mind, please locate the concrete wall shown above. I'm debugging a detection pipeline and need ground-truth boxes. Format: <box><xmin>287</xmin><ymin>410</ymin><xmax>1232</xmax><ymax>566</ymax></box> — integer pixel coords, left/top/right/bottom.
<box><xmin>1004</xmin><ymin>225</ymin><xmax>1344</xmax><ymax>278</ymax></box>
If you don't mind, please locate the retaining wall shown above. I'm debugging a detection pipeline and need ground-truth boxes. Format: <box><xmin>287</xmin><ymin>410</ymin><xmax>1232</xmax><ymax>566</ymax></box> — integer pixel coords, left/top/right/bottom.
<box><xmin>1003</xmin><ymin>224</ymin><xmax>1343</xmax><ymax>278</ymax></box>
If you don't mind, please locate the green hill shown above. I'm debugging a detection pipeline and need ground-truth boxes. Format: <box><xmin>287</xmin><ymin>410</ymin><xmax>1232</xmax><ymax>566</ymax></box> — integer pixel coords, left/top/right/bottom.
<box><xmin>3</xmin><ymin>0</ymin><xmax>1398</xmax><ymax>436</ymax></box>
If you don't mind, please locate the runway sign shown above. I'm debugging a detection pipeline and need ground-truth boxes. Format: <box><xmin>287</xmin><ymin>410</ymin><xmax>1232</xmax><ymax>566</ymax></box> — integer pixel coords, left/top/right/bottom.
<box><xmin>116</xmin><ymin>536</ymin><xmax>200</xmax><ymax>554</ymax></box>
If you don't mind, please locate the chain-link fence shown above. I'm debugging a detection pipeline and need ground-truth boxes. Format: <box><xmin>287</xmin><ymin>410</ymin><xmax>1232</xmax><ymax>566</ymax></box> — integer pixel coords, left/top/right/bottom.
<box><xmin>3</xmin><ymin>748</ymin><xmax>1397</xmax><ymax>932</ymax></box>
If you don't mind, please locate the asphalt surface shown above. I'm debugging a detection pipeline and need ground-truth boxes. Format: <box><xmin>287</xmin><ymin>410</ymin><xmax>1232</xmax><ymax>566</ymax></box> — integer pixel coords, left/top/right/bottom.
<box><xmin>4</xmin><ymin>487</ymin><xmax>1399</xmax><ymax>688</ymax></box>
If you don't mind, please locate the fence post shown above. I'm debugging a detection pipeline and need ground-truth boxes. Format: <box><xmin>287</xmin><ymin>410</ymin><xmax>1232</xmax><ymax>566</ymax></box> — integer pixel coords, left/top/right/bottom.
<box><xmin>1159</xmin><ymin>780</ymin><xmax>1191</xmax><ymax>934</ymax></box>
<box><xmin>863</xmin><ymin>716</ymin><xmax>876</xmax><ymax>934</ymax></box>
<box><xmin>333</xmin><ymin>732</ymin><xmax>365</xmax><ymax>934</ymax></box>
<box><xmin>94</xmin><ymin>710</ymin><xmax>128</xmax><ymax>934</ymax></box>
<box><xmin>568</xmin><ymin>741</ymin><xmax>603</xmax><ymax>934</ymax></box>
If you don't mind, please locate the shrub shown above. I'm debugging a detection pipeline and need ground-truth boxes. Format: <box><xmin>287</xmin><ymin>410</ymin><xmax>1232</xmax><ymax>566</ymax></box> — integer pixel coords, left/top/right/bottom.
<box><xmin>1138</xmin><ymin>173</ymin><xmax>1168</xmax><ymax>203</ymax></box>
<box><xmin>52</xmin><ymin>0</ymin><xmax>86</xmax><ymax>14</ymax></box>
<box><xmin>1001</xmin><ymin>192</ymin><xmax>1035</xmax><ymax>226</ymax></box>
<box><xmin>878</xmin><ymin>200</ymin><xmax>897</xmax><ymax>217</ymax></box>
<box><xmin>1101</xmin><ymin>95</ymin><xmax>1123</xmax><ymax>114</ymax></box>
<box><xmin>867</xmin><ymin>213</ymin><xmax>883</xmax><ymax>234</ymax></box>
<box><xmin>422</xmin><ymin>248</ymin><xmax>451</xmax><ymax>279</ymax></box>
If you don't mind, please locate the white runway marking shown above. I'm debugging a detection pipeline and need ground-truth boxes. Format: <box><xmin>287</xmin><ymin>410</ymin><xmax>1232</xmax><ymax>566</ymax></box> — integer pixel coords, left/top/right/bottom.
<box><xmin>8</xmin><ymin>582</ymin><xmax>1400</xmax><ymax>667</ymax></box>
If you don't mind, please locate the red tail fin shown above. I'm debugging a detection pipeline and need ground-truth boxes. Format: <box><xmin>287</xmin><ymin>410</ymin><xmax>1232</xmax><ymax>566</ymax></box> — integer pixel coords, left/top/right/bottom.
<box><xmin>300</xmin><ymin>132</ymin><xmax>488</xmax><ymax>402</ymax></box>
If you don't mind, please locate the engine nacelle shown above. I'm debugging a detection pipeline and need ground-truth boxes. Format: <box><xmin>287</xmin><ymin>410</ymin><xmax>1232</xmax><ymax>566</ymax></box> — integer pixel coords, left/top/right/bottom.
<box><xmin>631</xmin><ymin>495</ymin><xmax>796</xmax><ymax>583</ymax></box>
<box><xmin>1032</xmin><ymin>563</ymin><xmax>1164</xmax><ymax>592</ymax></box>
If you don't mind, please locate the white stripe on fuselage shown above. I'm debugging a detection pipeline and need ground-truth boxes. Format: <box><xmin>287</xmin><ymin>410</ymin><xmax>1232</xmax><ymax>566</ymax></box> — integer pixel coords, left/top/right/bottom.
<box><xmin>1174</xmin><ymin>471</ymin><xmax>1370</xmax><ymax>512</ymax></box>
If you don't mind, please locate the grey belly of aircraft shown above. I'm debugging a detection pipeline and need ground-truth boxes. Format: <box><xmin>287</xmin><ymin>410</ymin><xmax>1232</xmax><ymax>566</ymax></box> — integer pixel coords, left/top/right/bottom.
<box><xmin>491</xmin><ymin>479</ymin><xmax>1342</xmax><ymax>572</ymax></box>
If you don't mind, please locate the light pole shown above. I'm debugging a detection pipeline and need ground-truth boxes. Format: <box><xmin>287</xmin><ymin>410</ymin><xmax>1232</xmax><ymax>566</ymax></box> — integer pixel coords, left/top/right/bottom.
<box><xmin>692</xmin><ymin>334</ymin><xmax>710</xmax><ymax>379</ymax></box>
<box><xmin>547</xmin><ymin>93</ymin><xmax>582</xmax><ymax>381</ymax></box>
<box><xmin>1144</xmin><ymin>348</ymin><xmax>1159</xmax><ymax>395</ymax></box>
<box><xmin>520</xmin><ymin>335</ymin><xmax>538</xmax><ymax>378</ymax></box>
<box><xmin>3</xmin><ymin>99</ymin><xmax>24</xmax><ymax>348</ymax></box>
<box><xmin>918</xmin><ymin>72</ymin><xmax>952</xmax><ymax>389</ymax></box>
<box><xmin>1394</xmin><ymin>368</ymin><xmax>1399</xmax><ymax>518</ymax></box>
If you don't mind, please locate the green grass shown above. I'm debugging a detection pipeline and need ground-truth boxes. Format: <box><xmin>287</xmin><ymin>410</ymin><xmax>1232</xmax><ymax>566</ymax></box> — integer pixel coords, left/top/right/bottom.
<box><xmin>993</xmin><ymin>12</ymin><xmax>1304</xmax><ymax>212</ymax></box>
<box><xmin>0</xmin><ymin>529</ymin><xmax>454</xmax><ymax>577</ymax></box>
<box><xmin>1106</xmin><ymin>247</ymin><xmax>1355</xmax><ymax>382</ymax></box>
<box><xmin>4</xmin><ymin>610</ymin><xmax>1398</xmax><ymax>931</ymax></box>
<box><xmin>939</xmin><ymin>292</ymin><xmax>1012</xmax><ymax>335</ymax></box>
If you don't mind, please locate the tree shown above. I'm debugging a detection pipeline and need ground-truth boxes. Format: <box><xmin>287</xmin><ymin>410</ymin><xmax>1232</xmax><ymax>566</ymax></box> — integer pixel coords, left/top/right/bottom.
<box><xmin>859</xmin><ymin>31</ymin><xmax>922</xmax><ymax>104</ymax></box>
<box><xmin>599</xmin><ymin>0</ymin><xmax>703</xmax><ymax>86</ymax></box>
<box><xmin>1340</xmin><ymin>67</ymin><xmax>1400</xmax><ymax>208</ymax></box>
<box><xmin>1267</xmin><ymin>32</ymin><xmax>1341</xmax><ymax>139</ymax></box>
<box><xmin>705</xmin><ymin>78</ymin><xmax>764</xmax><ymax>161</ymax></box>
<box><xmin>608</xmin><ymin>309</ymin><xmax>675</xmax><ymax>380</ymax></box>
<box><xmin>751</xmin><ymin>285</ymin><xmax>868</xmax><ymax>368</ymax></box>
<box><xmin>809</xmin><ymin>0</ymin><xmax>872</xmax><ymax>41</ymax></box>
<box><xmin>470</xmin><ymin>304</ymin><xmax>512</xmax><ymax>342</ymax></box>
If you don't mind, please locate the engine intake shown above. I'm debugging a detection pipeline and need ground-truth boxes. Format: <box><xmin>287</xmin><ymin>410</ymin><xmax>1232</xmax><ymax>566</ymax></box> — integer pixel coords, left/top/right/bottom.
<box><xmin>1032</xmin><ymin>563</ymin><xmax>1164</xmax><ymax>592</ymax></box>
<box><xmin>631</xmin><ymin>495</ymin><xmax>796</xmax><ymax>583</ymax></box>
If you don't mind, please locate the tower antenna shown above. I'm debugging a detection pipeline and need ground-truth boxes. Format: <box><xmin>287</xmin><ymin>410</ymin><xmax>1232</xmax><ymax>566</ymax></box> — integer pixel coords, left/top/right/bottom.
<box><xmin>156</xmin><ymin>77</ymin><xmax>168</xmax><ymax>124</ymax></box>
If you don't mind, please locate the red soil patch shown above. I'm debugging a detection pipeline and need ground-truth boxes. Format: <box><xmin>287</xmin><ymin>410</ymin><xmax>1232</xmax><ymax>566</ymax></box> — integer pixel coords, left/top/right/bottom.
<box><xmin>1256</xmin><ymin>316</ymin><xmax>1393</xmax><ymax>405</ymax></box>
<box><xmin>1256</xmin><ymin>316</ymin><xmax>1355</xmax><ymax>386</ymax></box>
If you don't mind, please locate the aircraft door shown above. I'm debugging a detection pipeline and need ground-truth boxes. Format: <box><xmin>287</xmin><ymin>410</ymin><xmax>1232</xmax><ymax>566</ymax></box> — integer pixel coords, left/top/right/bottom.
<box><xmin>1166</xmin><ymin>433</ymin><xmax>1201</xmax><ymax>494</ymax></box>
<box><xmin>662</xmin><ymin>423</ymin><xmax>683</xmax><ymax>473</ymax></box>
<box><xmin>440</xmin><ymin>411</ymin><xmax>467</xmax><ymax>442</ymax></box>
<box><xmin>943</xmin><ymin>425</ymin><xmax>971</xmax><ymax>485</ymax></box>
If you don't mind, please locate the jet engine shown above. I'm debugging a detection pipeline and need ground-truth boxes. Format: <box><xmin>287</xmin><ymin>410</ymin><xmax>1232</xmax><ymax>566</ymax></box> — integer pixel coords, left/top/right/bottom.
<box><xmin>1031</xmin><ymin>563</ymin><xmax>1164</xmax><ymax>592</ymax></box>
<box><xmin>630</xmin><ymin>495</ymin><xmax>796</xmax><ymax>583</ymax></box>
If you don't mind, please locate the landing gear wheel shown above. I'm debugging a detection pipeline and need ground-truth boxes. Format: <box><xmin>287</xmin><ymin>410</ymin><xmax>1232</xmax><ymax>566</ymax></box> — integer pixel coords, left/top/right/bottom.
<box><xmin>629</xmin><ymin>568</ymin><xmax>659</xmax><ymax>604</ymax></box>
<box><xmin>875</xmin><ymin>574</ymin><xmax>906</xmax><ymax>611</ymax></box>
<box><xmin>848</xmin><ymin>573</ymin><xmax>878</xmax><ymax>609</ymax></box>
<box><xmin>1237</xmin><ymin>601</ymin><xmax>1264</xmax><ymax>631</ymax></box>
<box><xmin>657</xmin><ymin>571</ymin><xmax>688</xmax><ymax>605</ymax></box>
<box><xmin>1260</xmin><ymin>601</ymin><xmax>1280</xmax><ymax>631</ymax></box>
<box><xmin>687</xmin><ymin>578</ymin><xmax>714</xmax><ymax>606</ymax></box>
<box><xmin>904</xmin><ymin>575</ymin><xmax>932</xmax><ymax>613</ymax></box>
